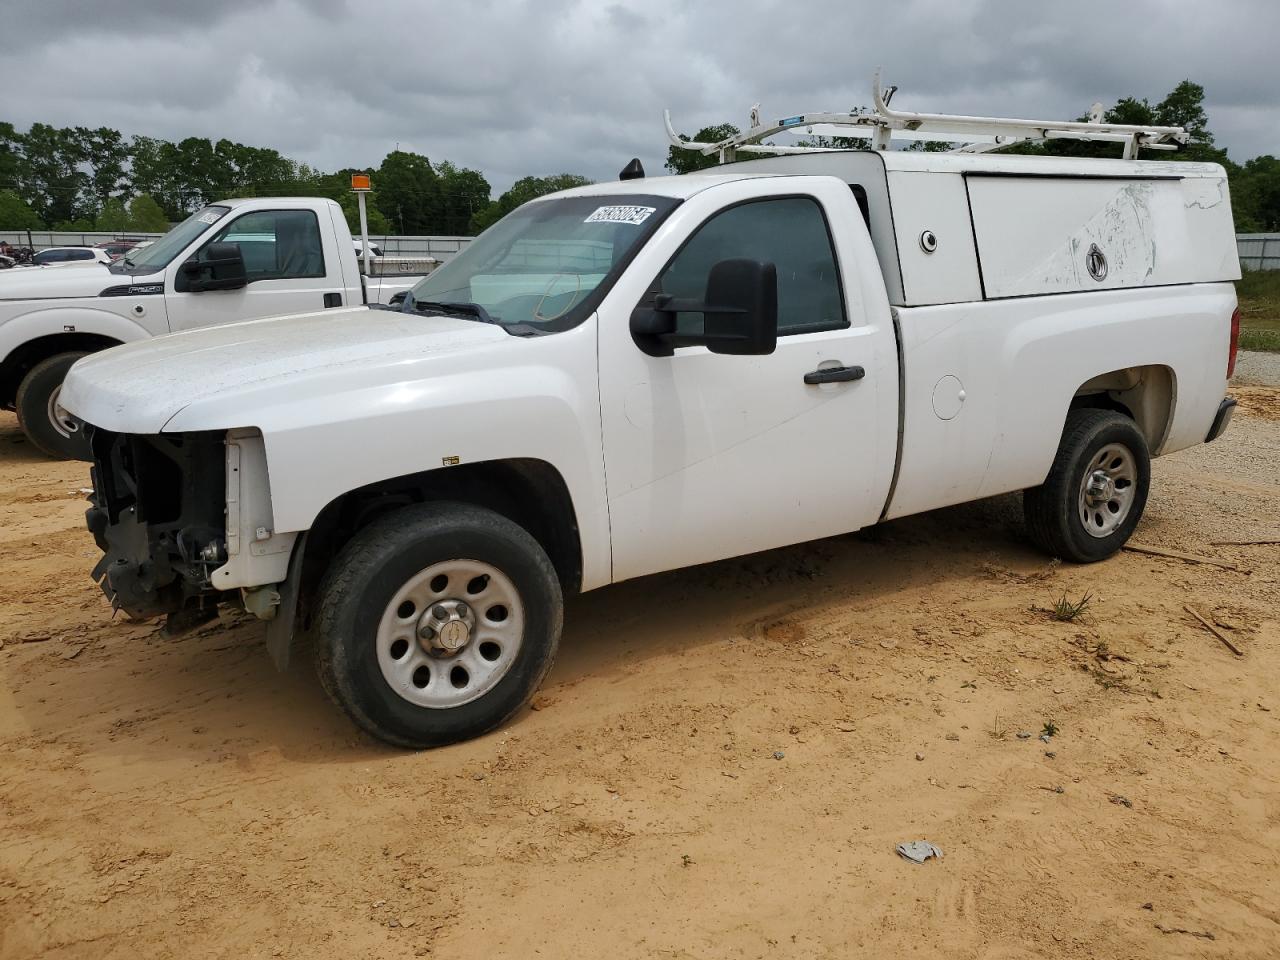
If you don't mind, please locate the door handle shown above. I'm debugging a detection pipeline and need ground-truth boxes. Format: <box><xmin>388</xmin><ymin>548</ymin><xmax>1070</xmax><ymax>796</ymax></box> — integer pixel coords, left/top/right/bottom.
<box><xmin>803</xmin><ymin>364</ymin><xmax>865</xmax><ymax>385</ymax></box>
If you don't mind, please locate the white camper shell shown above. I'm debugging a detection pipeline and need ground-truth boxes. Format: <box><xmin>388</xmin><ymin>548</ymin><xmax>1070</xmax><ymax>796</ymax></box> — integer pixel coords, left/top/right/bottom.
<box><xmin>732</xmin><ymin>150</ymin><xmax>1239</xmax><ymax>306</ymax></box>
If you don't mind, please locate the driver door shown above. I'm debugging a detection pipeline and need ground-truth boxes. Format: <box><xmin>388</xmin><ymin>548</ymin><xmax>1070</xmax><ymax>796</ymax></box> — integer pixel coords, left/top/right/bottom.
<box><xmin>596</xmin><ymin>178</ymin><xmax>898</xmax><ymax>583</ymax></box>
<box><xmin>164</xmin><ymin>208</ymin><xmax>345</xmax><ymax>331</ymax></box>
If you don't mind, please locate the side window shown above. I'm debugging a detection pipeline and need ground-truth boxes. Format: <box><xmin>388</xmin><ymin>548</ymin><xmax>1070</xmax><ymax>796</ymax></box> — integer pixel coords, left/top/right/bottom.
<box><xmin>70</xmin><ymin>249</ymin><xmax>94</xmax><ymax>261</ymax></box>
<box><xmin>200</xmin><ymin>210</ymin><xmax>325</xmax><ymax>281</ymax></box>
<box><xmin>654</xmin><ymin>197</ymin><xmax>846</xmax><ymax>337</ymax></box>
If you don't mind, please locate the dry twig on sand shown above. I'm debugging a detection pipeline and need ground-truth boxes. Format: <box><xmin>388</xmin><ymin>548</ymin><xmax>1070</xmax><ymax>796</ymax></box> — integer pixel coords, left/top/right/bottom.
<box><xmin>1123</xmin><ymin>542</ymin><xmax>1250</xmax><ymax>573</ymax></box>
<box><xmin>1184</xmin><ymin>605</ymin><xmax>1245</xmax><ymax>657</ymax></box>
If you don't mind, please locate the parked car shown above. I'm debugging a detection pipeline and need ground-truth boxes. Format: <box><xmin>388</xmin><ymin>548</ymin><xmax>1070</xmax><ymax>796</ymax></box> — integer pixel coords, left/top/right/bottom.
<box><xmin>60</xmin><ymin>104</ymin><xmax>1241</xmax><ymax>749</ymax></box>
<box><xmin>29</xmin><ymin>247</ymin><xmax>112</xmax><ymax>267</ymax></box>
<box><xmin>94</xmin><ymin>239</ymin><xmax>144</xmax><ymax>261</ymax></box>
<box><xmin>0</xmin><ymin>198</ymin><xmax>427</xmax><ymax>458</ymax></box>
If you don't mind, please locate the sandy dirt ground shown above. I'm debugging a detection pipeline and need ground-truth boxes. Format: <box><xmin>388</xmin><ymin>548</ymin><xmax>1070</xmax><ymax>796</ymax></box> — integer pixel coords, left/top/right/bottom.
<box><xmin>2</xmin><ymin>383</ymin><xmax>1279</xmax><ymax>959</ymax></box>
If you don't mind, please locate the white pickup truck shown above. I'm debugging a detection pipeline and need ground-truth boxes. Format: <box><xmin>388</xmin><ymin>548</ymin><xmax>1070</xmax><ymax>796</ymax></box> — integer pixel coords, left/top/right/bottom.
<box><xmin>0</xmin><ymin>197</ymin><xmax>423</xmax><ymax>458</ymax></box>
<box><xmin>61</xmin><ymin>134</ymin><xmax>1241</xmax><ymax>748</ymax></box>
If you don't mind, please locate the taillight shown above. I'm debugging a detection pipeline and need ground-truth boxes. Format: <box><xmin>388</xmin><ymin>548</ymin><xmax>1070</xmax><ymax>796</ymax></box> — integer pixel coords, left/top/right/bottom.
<box><xmin>1227</xmin><ymin>307</ymin><xmax>1241</xmax><ymax>379</ymax></box>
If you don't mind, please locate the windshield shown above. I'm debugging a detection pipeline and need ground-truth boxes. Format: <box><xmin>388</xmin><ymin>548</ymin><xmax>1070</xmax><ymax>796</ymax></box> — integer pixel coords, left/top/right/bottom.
<box><xmin>111</xmin><ymin>205</ymin><xmax>230</xmax><ymax>275</ymax></box>
<box><xmin>408</xmin><ymin>194</ymin><xmax>679</xmax><ymax>333</ymax></box>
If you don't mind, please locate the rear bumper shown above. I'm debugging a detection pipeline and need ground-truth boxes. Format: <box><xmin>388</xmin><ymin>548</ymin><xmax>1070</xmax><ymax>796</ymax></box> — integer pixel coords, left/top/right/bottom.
<box><xmin>1205</xmin><ymin>396</ymin><xmax>1236</xmax><ymax>444</ymax></box>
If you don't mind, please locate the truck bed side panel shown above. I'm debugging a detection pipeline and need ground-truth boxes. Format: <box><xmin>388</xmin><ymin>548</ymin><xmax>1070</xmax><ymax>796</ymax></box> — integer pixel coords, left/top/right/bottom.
<box><xmin>885</xmin><ymin>283</ymin><xmax>1234</xmax><ymax>520</ymax></box>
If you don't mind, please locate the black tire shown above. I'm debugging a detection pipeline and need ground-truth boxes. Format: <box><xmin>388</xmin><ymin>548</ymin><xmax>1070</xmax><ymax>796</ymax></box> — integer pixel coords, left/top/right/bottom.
<box><xmin>15</xmin><ymin>351</ymin><xmax>92</xmax><ymax>460</ymax></box>
<box><xmin>315</xmin><ymin>501</ymin><xmax>563</xmax><ymax>748</ymax></box>
<box><xmin>1024</xmin><ymin>408</ymin><xmax>1151</xmax><ymax>563</ymax></box>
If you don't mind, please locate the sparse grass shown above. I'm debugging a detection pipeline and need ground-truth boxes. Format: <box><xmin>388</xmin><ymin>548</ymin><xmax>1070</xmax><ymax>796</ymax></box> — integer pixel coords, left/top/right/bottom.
<box><xmin>1050</xmin><ymin>591</ymin><xmax>1092</xmax><ymax>622</ymax></box>
<box><xmin>1041</xmin><ymin>720</ymin><xmax>1059</xmax><ymax>739</ymax></box>
<box><xmin>1236</xmin><ymin>270</ymin><xmax>1280</xmax><ymax>353</ymax></box>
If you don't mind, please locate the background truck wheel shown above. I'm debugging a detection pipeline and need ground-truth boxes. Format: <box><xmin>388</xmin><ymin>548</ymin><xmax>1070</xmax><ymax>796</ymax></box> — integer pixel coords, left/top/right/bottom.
<box><xmin>1023</xmin><ymin>408</ymin><xmax>1150</xmax><ymax>563</ymax></box>
<box><xmin>315</xmin><ymin>501</ymin><xmax>563</xmax><ymax>749</ymax></box>
<box><xmin>14</xmin><ymin>352</ymin><xmax>92</xmax><ymax>460</ymax></box>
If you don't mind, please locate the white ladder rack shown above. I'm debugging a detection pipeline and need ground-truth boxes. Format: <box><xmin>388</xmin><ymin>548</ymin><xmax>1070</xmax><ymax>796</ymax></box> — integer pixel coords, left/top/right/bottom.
<box><xmin>666</xmin><ymin>69</ymin><xmax>1188</xmax><ymax>162</ymax></box>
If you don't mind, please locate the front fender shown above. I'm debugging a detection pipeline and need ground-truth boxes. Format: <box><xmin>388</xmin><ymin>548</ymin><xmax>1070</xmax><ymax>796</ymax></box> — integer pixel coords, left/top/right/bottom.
<box><xmin>0</xmin><ymin>304</ymin><xmax>158</xmax><ymax>365</ymax></box>
<box><xmin>165</xmin><ymin>318</ymin><xmax>613</xmax><ymax>591</ymax></box>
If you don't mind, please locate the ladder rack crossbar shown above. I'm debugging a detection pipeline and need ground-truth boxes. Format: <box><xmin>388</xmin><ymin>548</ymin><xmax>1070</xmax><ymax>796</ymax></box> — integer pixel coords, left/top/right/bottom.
<box><xmin>666</xmin><ymin>69</ymin><xmax>1189</xmax><ymax>160</ymax></box>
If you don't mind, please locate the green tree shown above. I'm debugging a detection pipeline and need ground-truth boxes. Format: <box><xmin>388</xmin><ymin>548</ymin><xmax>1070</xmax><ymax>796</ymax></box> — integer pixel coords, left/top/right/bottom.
<box><xmin>21</xmin><ymin>123</ymin><xmax>88</xmax><ymax>224</ymax></box>
<box><xmin>434</xmin><ymin>161</ymin><xmax>491</xmax><ymax>235</ymax></box>
<box><xmin>128</xmin><ymin>136</ymin><xmax>172</xmax><ymax>213</ymax></box>
<box><xmin>79</xmin><ymin>126</ymin><xmax>129</xmax><ymax>215</ymax></box>
<box><xmin>470</xmin><ymin>174</ymin><xmax>593</xmax><ymax>232</ymax></box>
<box><xmin>126</xmin><ymin>193</ymin><xmax>171</xmax><ymax>232</ymax></box>
<box><xmin>0</xmin><ymin>122</ymin><xmax>23</xmax><ymax>194</ymax></box>
<box><xmin>95</xmin><ymin>196</ymin><xmax>129</xmax><ymax>232</ymax></box>
<box><xmin>1155</xmin><ymin>82</ymin><xmax>1210</xmax><ymax>144</ymax></box>
<box><xmin>0</xmin><ymin>189</ymin><xmax>43</xmax><ymax>229</ymax></box>
<box><xmin>1231</xmin><ymin>155</ymin><xmax>1280</xmax><ymax>231</ymax></box>
<box><xmin>665</xmin><ymin>124</ymin><xmax>740</xmax><ymax>174</ymax></box>
<box><xmin>377</xmin><ymin>150</ymin><xmax>439</xmax><ymax>234</ymax></box>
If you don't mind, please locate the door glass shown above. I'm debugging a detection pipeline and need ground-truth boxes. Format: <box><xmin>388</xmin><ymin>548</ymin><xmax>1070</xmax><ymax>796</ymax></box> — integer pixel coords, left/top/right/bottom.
<box><xmin>201</xmin><ymin>210</ymin><xmax>325</xmax><ymax>281</ymax></box>
<box><xmin>656</xmin><ymin>197</ymin><xmax>846</xmax><ymax>336</ymax></box>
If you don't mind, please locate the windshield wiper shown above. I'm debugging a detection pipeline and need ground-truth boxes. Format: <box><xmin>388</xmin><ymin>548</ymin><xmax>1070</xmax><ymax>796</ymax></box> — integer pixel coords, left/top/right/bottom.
<box><xmin>412</xmin><ymin>299</ymin><xmax>498</xmax><ymax>324</ymax></box>
<box><xmin>121</xmin><ymin>257</ymin><xmax>136</xmax><ymax>268</ymax></box>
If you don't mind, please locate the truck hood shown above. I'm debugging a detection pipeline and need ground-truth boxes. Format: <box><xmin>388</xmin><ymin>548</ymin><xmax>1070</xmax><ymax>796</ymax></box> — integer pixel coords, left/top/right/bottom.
<box><xmin>61</xmin><ymin>305</ymin><xmax>511</xmax><ymax>433</ymax></box>
<box><xmin>0</xmin><ymin>262</ymin><xmax>123</xmax><ymax>300</ymax></box>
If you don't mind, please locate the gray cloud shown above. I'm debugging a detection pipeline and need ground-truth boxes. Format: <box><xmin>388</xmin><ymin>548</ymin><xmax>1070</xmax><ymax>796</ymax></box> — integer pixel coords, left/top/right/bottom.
<box><xmin>3</xmin><ymin>0</ymin><xmax>1277</xmax><ymax>193</ymax></box>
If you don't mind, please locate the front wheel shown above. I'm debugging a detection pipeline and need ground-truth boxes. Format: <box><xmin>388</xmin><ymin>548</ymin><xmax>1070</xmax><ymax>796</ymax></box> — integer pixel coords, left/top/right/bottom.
<box><xmin>1023</xmin><ymin>408</ymin><xmax>1151</xmax><ymax>563</ymax></box>
<box><xmin>315</xmin><ymin>502</ymin><xmax>563</xmax><ymax>748</ymax></box>
<box><xmin>14</xmin><ymin>352</ymin><xmax>92</xmax><ymax>460</ymax></box>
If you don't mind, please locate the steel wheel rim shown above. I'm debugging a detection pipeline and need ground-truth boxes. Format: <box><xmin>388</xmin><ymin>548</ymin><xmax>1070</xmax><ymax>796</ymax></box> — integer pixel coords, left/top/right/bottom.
<box><xmin>376</xmin><ymin>559</ymin><xmax>524</xmax><ymax>709</ymax></box>
<box><xmin>47</xmin><ymin>385</ymin><xmax>80</xmax><ymax>440</ymax></box>
<box><xmin>1077</xmin><ymin>442</ymin><xmax>1137</xmax><ymax>538</ymax></box>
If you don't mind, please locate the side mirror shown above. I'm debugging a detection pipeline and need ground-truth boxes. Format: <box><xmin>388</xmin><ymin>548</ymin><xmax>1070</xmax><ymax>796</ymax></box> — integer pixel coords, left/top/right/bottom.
<box><xmin>179</xmin><ymin>242</ymin><xmax>247</xmax><ymax>292</ymax></box>
<box><xmin>631</xmin><ymin>258</ymin><xmax>778</xmax><ymax>357</ymax></box>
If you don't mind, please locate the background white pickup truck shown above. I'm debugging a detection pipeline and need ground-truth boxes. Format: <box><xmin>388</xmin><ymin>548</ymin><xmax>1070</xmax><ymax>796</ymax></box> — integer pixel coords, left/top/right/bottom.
<box><xmin>0</xmin><ymin>196</ymin><xmax>426</xmax><ymax>458</ymax></box>
<box><xmin>62</xmin><ymin>148</ymin><xmax>1241</xmax><ymax>749</ymax></box>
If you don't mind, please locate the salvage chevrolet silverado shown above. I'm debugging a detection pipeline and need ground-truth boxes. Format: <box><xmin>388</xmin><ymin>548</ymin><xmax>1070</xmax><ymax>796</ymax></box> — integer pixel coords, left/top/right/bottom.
<box><xmin>60</xmin><ymin>91</ymin><xmax>1241</xmax><ymax>748</ymax></box>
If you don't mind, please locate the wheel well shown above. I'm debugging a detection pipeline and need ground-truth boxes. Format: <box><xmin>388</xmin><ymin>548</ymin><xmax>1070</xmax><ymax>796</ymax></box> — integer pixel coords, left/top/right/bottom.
<box><xmin>1070</xmin><ymin>364</ymin><xmax>1175</xmax><ymax>453</ymax></box>
<box><xmin>0</xmin><ymin>333</ymin><xmax>121</xmax><ymax>409</ymax></box>
<box><xmin>296</xmin><ymin>459</ymin><xmax>583</xmax><ymax>629</ymax></box>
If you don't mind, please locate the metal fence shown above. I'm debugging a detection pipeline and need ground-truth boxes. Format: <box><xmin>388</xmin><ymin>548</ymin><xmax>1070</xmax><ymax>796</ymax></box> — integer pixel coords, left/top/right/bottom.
<box><xmin>3</xmin><ymin>228</ymin><xmax>1276</xmax><ymax>270</ymax></box>
<box><xmin>0</xmin><ymin>230</ymin><xmax>473</xmax><ymax>260</ymax></box>
<box><xmin>1238</xmin><ymin>234</ymin><xmax>1280</xmax><ymax>271</ymax></box>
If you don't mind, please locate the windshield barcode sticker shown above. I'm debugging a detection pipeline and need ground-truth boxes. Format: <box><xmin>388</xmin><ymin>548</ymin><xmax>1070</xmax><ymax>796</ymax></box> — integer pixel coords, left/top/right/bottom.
<box><xmin>198</xmin><ymin>210</ymin><xmax>225</xmax><ymax>224</ymax></box>
<box><xmin>584</xmin><ymin>205</ymin><xmax>656</xmax><ymax>226</ymax></box>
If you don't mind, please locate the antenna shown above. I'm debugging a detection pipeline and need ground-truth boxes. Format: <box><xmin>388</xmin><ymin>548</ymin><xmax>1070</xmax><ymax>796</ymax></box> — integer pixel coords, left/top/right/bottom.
<box><xmin>665</xmin><ymin>68</ymin><xmax>1188</xmax><ymax>161</ymax></box>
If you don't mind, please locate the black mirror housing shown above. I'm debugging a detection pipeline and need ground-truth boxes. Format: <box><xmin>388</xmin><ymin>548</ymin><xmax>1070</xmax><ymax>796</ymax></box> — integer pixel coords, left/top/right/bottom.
<box><xmin>630</xmin><ymin>257</ymin><xmax>778</xmax><ymax>357</ymax></box>
<box><xmin>180</xmin><ymin>242</ymin><xmax>247</xmax><ymax>292</ymax></box>
<box><xmin>701</xmin><ymin>258</ymin><xmax>777</xmax><ymax>355</ymax></box>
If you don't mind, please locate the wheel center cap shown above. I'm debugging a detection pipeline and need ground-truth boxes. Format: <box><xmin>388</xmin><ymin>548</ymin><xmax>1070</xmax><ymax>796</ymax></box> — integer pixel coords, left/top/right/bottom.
<box><xmin>1085</xmin><ymin>470</ymin><xmax>1115</xmax><ymax>504</ymax></box>
<box><xmin>436</xmin><ymin>618</ymin><xmax>471</xmax><ymax>652</ymax></box>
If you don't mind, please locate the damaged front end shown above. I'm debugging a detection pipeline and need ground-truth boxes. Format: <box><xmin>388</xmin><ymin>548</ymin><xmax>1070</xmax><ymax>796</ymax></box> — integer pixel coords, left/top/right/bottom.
<box><xmin>85</xmin><ymin>429</ymin><xmax>229</xmax><ymax>633</ymax></box>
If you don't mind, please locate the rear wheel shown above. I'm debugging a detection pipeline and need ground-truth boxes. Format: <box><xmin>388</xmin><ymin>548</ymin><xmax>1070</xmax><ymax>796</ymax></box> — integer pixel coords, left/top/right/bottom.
<box><xmin>315</xmin><ymin>502</ymin><xmax>562</xmax><ymax>748</ymax></box>
<box><xmin>1023</xmin><ymin>408</ymin><xmax>1150</xmax><ymax>563</ymax></box>
<box><xmin>15</xmin><ymin>352</ymin><xmax>91</xmax><ymax>460</ymax></box>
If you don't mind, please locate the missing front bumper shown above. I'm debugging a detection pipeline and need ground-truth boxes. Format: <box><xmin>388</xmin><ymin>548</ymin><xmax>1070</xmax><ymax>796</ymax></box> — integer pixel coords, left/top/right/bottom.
<box><xmin>85</xmin><ymin>428</ymin><xmax>228</xmax><ymax>619</ymax></box>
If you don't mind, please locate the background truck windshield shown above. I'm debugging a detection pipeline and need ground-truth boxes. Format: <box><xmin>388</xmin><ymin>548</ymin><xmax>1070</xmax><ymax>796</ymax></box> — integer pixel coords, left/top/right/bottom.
<box><xmin>112</xmin><ymin>206</ymin><xmax>230</xmax><ymax>275</ymax></box>
<box><xmin>408</xmin><ymin>194</ymin><xmax>679</xmax><ymax>332</ymax></box>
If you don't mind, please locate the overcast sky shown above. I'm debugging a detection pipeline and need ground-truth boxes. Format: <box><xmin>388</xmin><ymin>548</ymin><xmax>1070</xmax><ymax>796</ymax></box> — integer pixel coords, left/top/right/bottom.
<box><xmin>4</xmin><ymin>0</ymin><xmax>1278</xmax><ymax>193</ymax></box>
